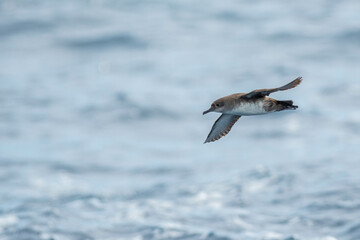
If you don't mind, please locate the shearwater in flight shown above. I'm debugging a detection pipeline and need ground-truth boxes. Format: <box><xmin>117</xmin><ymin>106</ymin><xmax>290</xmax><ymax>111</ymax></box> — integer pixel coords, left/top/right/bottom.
<box><xmin>203</xmin><ymin>77</ymin><xmax>302</xmax><ymax>143</ymax></box>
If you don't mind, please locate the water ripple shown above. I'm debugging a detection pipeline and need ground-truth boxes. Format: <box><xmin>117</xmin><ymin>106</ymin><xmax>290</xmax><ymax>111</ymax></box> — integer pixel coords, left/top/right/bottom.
<box><xmin>63</xmin><ymin>33</ymin><xmax>147</xmax><ymax>50</ymax></box>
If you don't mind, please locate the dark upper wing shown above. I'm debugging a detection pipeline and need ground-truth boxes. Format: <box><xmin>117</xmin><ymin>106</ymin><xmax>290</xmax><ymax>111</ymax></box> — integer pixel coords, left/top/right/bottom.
<box><xmin>204</xmin><ymin>114</ymin><xmax>241</xmax><ymax>143</ymax></box>
<box><xmin>241</xmin><ymin>77</ymin><xmax>302</xmax><ymax>99</ymax></box>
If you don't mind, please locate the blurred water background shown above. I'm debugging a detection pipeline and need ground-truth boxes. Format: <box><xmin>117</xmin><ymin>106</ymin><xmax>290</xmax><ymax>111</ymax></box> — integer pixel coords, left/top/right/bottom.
<box><xmin>1</xmin><ymin>0</ymin><xmax>360</xmax><ymax>239</ymax></box>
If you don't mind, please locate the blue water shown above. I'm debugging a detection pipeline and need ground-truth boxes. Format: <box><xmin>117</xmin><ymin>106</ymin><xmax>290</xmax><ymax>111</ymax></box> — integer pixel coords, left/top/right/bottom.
<box><xmin>1</xmin><ymin>1</ymin><xmax>360</xmax><ymax>239</ymax></box>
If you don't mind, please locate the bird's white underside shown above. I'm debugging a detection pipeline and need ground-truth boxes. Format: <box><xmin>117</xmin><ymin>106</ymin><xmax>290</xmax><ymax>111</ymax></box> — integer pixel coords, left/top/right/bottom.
<box><xmin>226</xmin><ymin>102</ymin><xmax>269</xmax><ymax>116</ymax></box>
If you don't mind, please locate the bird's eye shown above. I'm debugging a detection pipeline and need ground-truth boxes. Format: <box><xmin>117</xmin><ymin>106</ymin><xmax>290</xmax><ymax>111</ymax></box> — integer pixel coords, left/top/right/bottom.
<box><xmin>215</xmin><ymin>104</ymin><xmax>220</xmax><ymax>107</ymax></box>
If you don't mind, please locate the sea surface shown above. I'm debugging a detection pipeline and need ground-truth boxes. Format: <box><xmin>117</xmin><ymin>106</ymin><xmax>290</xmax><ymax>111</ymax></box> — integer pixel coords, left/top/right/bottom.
<box><xmin>1</xmin><ymin>1</ymin><xmax>360</xmax><ymax>240</ymax></box>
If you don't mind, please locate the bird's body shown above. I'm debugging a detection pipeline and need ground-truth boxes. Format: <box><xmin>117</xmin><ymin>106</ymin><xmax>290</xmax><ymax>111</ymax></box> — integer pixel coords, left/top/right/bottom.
<box><xmin>215</xmin><ymin>94</ymin><xmax>271</xmax><ymax>116</ymax></box>
<box><xmin>203</xmin><ymin>77</ymin><xmax>302</xmax><ymax>143</ymax></box>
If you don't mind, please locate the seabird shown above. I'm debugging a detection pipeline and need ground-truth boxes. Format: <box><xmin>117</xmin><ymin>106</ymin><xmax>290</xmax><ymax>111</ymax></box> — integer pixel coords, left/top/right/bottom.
<box><xmin>203</xmin><ymin>77</ymin><xmax>302</xmax><ymax>143</ymax></box>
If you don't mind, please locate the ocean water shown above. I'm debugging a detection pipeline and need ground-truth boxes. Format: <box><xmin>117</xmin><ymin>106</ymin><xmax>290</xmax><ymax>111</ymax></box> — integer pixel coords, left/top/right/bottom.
<box><xmin>0</xmin><ymin>0</ymin><xmax>360</xmax><ymax>239</ymax></box>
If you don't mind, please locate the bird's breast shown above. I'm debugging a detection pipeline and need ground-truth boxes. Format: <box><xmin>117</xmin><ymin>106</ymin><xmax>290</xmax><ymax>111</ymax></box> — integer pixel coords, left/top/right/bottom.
<box><xmin>227</xmin><ymin>101</ymin><xmax>269</xmax><ymax>116</ymax></box>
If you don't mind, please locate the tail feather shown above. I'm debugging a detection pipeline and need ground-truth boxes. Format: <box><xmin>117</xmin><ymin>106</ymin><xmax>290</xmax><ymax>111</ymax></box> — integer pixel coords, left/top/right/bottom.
<box><xmin>277</xmin><ymin>100</ymin><xmax>298</xmax><ymax>110</ymax></box>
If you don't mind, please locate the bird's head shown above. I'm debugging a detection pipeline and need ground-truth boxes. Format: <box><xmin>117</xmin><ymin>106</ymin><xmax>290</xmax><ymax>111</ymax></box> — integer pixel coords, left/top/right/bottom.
<box><xmin>203</xmin><ymin>100</ymin><xmax>225</xmax><ymax>115</ymax></box>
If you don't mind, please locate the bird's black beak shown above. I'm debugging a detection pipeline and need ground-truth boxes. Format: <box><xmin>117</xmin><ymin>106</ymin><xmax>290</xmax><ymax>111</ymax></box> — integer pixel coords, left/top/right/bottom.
<box><xmin>203</xmin><ymin>107</ymin><xmax>214</xmax><ymax>115</ymax></box>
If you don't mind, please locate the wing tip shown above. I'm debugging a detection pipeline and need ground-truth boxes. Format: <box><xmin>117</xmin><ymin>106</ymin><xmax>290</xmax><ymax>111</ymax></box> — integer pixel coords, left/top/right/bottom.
<box><xmin>203</xmin><ymin>137</ymin><xmax>216</xmax><ymax>144</ymax></box>
<box><xmin>280</xmin><ymin>76</ymin><xmax>303</xmax><ymax>91</ymax></box>
<box><xmin>293</xmin><ymin>76</ymin><xmax>303</xmax><ymax>86</ymax></box>
<box><xmin>204</xmin><ymin>133</ymin><xmax>224</xmax><ymax>143</ymax></box>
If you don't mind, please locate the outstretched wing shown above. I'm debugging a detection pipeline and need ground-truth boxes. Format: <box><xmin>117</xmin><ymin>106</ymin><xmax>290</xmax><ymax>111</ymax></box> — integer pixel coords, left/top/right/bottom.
<box><xmin>204</xmin><ymin>114</ymin><xmax>241</xmax><ymax>143</ymax></box>
<box><xmin>241</xmin><ymin>77</ymin><xmax>302</xmax><ymax>99</ymax></box>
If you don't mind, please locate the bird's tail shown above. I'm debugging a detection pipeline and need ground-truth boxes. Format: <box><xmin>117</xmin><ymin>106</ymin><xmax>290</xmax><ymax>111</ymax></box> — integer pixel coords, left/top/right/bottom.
<box><xmin>277</xmin><ymin>100</ymin><xmax>298</xmax><ymax>110</ymax></box>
